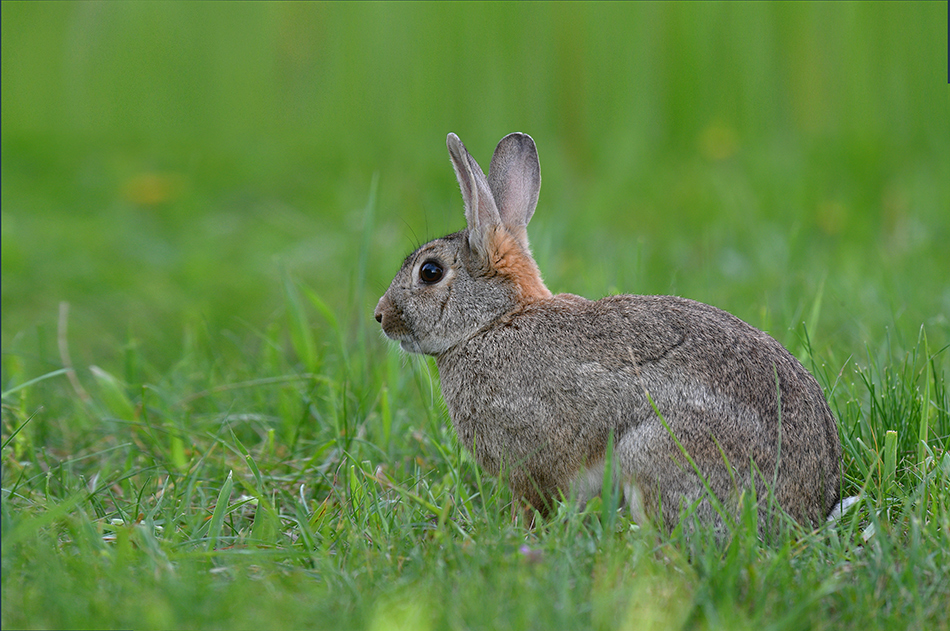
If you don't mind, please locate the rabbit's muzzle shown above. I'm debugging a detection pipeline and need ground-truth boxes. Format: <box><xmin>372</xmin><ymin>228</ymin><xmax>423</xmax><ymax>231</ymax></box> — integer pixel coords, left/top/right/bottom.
<box><xmin>375</xmin><ymin>294</ymin><xmax>412</xmax><ymax>347</ymax></box>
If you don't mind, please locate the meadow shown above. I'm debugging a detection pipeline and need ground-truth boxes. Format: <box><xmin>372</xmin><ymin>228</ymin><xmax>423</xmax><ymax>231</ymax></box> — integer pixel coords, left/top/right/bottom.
<box><xmin>2</xmin><ymin>3</ymin><xmax>948</xmax><ymax>629</ymax></box>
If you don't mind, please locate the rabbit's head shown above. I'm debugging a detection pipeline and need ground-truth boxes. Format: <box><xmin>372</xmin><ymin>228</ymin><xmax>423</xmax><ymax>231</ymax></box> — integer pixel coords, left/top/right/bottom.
<box><xmin>375</xmin><ymin>133</ymin><xmax>552</xmax><ymax>355</ymax></box>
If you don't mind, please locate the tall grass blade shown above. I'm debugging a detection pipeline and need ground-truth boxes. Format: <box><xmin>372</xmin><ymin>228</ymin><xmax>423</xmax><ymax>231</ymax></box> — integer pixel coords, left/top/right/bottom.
<box><xmin>281</xmin><ymin>266</ymin><xmax>318</xmax><ymax>372</ymax></box>
<box><xmin>380</xmin><ymin>385</ymin><xmax>392</xmax><ymax>446</ymax></box>
<box><xmin>1</xmin><ymin>368</ymin><xmax>70</xmax><ymax>400</ymax></box>
<box><xmin>918</xmin><ymin>328</ymin><xmax>931</xmax><ymax>468</ymax></box>
<box><xmin>89</xmin><ymin>365</ymin><xmax>136</xmax><ymax>419</ymax></box>
<box><xmin>355</xmin><ymin>173</ymin><xmax>379</xmax><ymax>349</ymax></box>
<box><xmin>206</xmin><ymin>470</ymin><xmax>233</xmax><ymax>551</ymax></box>
<box><xmin>796</xmin><ymin>277</ymin><xmax>825</xmax><ymax>366</ymax></box>
<box><xmin>301</xmin><ymin>283</ymin><xmax>348</xmax><ymax>368</ymax></box>
<box><xmin>883</xmin><ymin>430</ymin><xmax>898</xmax><ymax>495</ymax></box>
<box><xmin>1</xmin><ymin>408</ymin><xmax>41</xmax><ymax>451</ymax></box>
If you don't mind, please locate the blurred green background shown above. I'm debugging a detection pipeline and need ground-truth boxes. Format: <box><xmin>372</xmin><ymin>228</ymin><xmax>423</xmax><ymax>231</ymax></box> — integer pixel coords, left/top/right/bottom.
<box><xmin>2</xmin><ymin>2</ymin><xmax>948</xmax><ymax>374</ymax></box>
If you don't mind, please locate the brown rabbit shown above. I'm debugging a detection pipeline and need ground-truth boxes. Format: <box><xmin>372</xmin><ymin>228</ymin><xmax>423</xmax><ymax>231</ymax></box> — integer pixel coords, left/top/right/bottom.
<box><xmin>375</xmin><ymin>132</ymin><xmax>841</xmax><ymax>532</ymax></box>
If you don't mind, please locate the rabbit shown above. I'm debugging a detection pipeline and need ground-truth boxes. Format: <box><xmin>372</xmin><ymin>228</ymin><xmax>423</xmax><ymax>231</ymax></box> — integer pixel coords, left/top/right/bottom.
<box><xmin>375</xmin><ymin>132</ymin><xmax>842</xmax><ymax>533</ymax></box>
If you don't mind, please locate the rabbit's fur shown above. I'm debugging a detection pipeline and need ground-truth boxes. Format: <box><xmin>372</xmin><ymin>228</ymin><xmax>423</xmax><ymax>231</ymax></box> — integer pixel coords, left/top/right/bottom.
<box><xmin>375</xmin><ymin>132</ymin><xmax>841</xmax><ymax>532</ymax></box>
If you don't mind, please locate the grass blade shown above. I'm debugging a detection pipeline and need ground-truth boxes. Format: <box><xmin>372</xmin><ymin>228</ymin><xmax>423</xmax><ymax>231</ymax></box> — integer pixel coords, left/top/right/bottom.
<box><xmin>918</xmin><ymin>328</ymin><xmax>931</xmax><ymax>468</ymax></box>
<box><xmin>883</xmin><ymin>430</ymin><xmax>898</xmax><ymax>495</ymax></box>
<box><xmin>1</xmin><ymin>491</ymin><xmax>86</xmax><ymax>552</ymax></box>
<box><xmin>89</xmin><ymin>365</ymin><xmax>136</xmax><ymax>419</ymax></box>
<box><xmin>206</xmin><ymin>470</ymin><xmax>234</xmax><ymax>551</ymax></box>
<box><xmin>1</xmin><ymin>368</ymin><xmax>70</xmax><ymax>400</ymax></box>
<box><xmin>0</xmin><ymin>408</ymin><xmax>42</xmax><ymax>451</ymax></box>
<box><xmin>281</xmin><ymin>266</ymin><xmax>318</xmax><ymax>372</ymax></box>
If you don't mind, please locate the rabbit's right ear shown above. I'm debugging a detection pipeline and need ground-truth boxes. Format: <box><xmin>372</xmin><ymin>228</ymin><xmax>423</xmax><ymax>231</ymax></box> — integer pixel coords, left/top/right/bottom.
<box><xmin>488</xmin><ymin>133</ymin><xmax>540</xmax><ymax>250</ymax></box>
<box><xmin>447</xmin><ymin>133</ymin><xmax>502</xmax><ymax>260</ymax></box>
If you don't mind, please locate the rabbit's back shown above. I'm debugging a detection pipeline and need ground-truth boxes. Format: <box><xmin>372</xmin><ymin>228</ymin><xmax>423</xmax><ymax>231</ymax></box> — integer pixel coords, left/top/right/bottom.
<box><xmin>436</xmin><ymin>293</ymin><xmax>841</xmax><ymax>528</ymax></box>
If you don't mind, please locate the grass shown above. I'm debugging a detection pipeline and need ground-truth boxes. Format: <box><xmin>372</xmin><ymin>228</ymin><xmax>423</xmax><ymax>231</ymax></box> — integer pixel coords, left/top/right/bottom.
<box><xmin>2</xmin><ymin>295</ymin><xmax>948</xmax><ymax>630</ymax></box>
<box><xmin>2</xmin><ymin>3</ymin><xmax>949</xmax><ymax>630</ymax></box>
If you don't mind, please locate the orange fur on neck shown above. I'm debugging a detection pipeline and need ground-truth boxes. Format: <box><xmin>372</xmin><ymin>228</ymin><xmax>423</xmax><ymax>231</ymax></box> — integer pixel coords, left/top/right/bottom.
<box><xmin>487</xmin><ymin>227</ymin><xmax>552</xmax><ymax>302</ymax></box>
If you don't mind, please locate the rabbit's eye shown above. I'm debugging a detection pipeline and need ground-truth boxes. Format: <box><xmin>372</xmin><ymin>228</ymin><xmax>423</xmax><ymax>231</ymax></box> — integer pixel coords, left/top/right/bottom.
<box><xmin>419</xmin><ymin>261</ymin><xmax>444</xmax><ymax>284</ymax></box>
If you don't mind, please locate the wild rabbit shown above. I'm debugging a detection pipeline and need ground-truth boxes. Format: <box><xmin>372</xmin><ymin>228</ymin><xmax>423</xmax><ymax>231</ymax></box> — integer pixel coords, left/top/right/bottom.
<box><xmin>375</xmin><ymin>132</ymin><xmax>842</xmax><ymax>532</ymax></box>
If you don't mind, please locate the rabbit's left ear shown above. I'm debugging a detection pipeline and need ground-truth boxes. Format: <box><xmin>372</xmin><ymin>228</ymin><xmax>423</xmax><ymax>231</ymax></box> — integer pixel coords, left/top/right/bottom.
<box><xmin>447</xmin><ymin>133</ymin><xmax>502</xmax><ymax>259</ymax></box>
<box><xmin>488</xmin><ymin>133</ymin><xmax>540</xmax><ymax>250</ymax></box>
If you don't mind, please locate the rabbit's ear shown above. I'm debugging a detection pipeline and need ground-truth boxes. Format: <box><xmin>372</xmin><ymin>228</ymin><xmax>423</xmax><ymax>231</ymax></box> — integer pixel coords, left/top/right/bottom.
<box><xmin>447</xmin><ymin>133</ymin><xmax>502</xmax><ymax>258</ymax></box>
<box><xmin>488</xmin><ymin>133</ymin><xmax>540</xmax><ymax>249</ymax></box>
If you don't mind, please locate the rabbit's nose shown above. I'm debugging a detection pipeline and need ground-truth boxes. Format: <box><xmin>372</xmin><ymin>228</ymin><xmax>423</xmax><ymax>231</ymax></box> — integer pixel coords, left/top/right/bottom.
<box><xmin>374</xmin><ymin>295</ymin><xmax>389</xmax><ymax>324</ymax></box>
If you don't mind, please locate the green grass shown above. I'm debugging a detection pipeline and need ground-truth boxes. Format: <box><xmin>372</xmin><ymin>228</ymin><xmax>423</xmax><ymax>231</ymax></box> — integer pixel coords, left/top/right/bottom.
<box><xmin>2</xmin><ymin>3</ymin><xmax>949</xmax><ymax>630</ymax></box>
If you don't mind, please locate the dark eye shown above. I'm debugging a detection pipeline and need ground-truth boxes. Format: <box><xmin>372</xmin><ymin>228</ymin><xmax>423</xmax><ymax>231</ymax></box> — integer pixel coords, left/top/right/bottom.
<box><xmin>419</xmin><ymin>260</ymin><xmax>444</xmax><ymax>284</ymax></box>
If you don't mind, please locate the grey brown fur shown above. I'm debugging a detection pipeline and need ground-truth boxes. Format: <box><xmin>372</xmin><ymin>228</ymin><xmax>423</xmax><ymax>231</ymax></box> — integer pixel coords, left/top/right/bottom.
<box><xmin>375</xmin><ymin>132</ymin><xmax>841</xmax><ymax>532</ymax></box>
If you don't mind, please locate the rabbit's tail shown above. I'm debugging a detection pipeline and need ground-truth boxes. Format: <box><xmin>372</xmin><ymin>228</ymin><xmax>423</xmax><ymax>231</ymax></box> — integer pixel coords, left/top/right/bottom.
<box><xmin>825</xmin><ymin>495</ymin><xmax>861</xmax><ymax>524</ymax></box>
